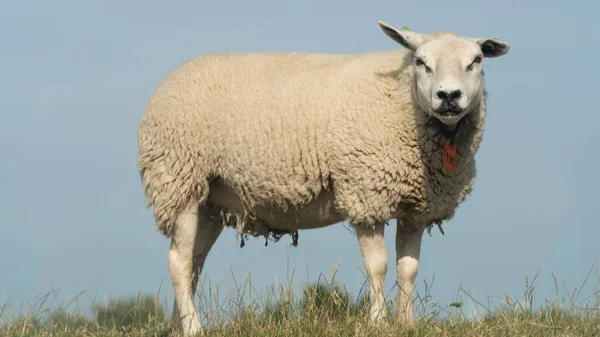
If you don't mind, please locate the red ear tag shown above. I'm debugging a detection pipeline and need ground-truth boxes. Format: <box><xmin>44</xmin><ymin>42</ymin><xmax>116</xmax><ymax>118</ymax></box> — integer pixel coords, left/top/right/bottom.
<box><xmin>443</xmin><ymin>139</ymin><xmax>457</xmax><ymax>172</ymax></box>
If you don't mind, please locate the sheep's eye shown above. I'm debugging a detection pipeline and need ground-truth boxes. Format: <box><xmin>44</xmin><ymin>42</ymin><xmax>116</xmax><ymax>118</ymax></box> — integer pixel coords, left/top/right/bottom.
<box><xmin>467</xmin><ymin>55</ymin><xmax>483</xmax><ymax>71</ymax></box>
<box><xmin>415</xmin><ymin>58</ymin><xmax>432</xmax><ymax>73</ymax></box>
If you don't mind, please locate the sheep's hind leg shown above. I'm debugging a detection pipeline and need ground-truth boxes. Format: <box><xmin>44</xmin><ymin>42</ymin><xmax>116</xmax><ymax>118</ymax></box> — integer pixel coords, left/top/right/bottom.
<box><xmin>191</xmin><ymin>207</ymin><xmax>224</xmax><ymax>298</ymax></box>
<box><xmin>395</xmin><ymin>222</ymin><xmax>424</xmax><ymax>326</ymax></box>
<box><xmin>355</xmin><ymin>222</ymin><xmax>388</xmax><ymax>324</ymax></box>
<box><xmin>169</xmin><ymin>203</ymin><xmax>203</xmax><ymax>336</ymax></box>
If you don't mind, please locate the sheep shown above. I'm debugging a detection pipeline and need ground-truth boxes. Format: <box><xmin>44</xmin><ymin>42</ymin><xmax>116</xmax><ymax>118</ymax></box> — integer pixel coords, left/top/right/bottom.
<box><xmin>137</xmin><ymin>21</ymin><xmax>509</xmax><ymax>335</ymax></box>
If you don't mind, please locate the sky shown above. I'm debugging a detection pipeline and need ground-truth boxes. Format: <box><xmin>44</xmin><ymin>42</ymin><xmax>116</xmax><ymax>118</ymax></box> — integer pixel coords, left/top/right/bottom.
<box><xmin>1</xmin><ymin>0</ymin><xmax>598</xmax><ymax>319</ymax></box>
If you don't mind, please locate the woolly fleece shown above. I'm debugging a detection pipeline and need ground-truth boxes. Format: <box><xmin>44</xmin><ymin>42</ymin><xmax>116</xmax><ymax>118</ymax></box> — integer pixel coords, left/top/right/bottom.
<box><xmin>137</xmin><ymin>50</ymin><xmax>485</xmax><ymax>237</ymax></box>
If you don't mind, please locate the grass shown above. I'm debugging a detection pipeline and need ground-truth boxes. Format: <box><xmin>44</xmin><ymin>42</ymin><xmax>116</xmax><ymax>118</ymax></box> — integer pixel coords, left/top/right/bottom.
<box><xmin>1</xmin><ymin>264</ymin><xmax>599</xmax><ymax>337</ymax></box>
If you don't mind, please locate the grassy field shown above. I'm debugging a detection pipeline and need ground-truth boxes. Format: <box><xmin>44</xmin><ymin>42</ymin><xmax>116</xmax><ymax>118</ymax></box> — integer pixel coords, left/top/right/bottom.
<box><xmin>1</xmin><ymin>266</ymin><xmax>599</xmax><ymax>337</ymax></box>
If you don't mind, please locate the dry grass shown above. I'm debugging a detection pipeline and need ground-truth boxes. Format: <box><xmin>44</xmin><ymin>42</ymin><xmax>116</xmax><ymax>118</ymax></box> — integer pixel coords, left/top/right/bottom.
<box><xmin>1</xmin><ymin>264</ymin><xmax>599</xmax><ymax>337</ymax></box>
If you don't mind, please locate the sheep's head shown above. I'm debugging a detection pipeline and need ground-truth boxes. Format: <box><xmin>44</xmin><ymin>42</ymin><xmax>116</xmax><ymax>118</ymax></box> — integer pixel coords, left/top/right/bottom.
<box><xmin>378</xmin><ymin>21</ymin><xmax>509</xmax><ymax>125</ymax></box>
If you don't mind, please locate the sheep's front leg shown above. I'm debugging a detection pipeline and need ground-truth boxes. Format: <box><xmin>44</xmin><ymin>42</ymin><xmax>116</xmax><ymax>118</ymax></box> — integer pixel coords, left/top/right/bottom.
<box><xmin>169</xmin><ymin>203</ymin><xmax>202</xmax><ymax>336</ymax></box>
<box><xmin>355</xmin><ymin>223</ymin><xmax>388</xmax><ymax>323</ymax></box>
<box><xmin>395</xmin><ymin>222</ymin><xmax>424</xmax><ymax>326</ymax></box>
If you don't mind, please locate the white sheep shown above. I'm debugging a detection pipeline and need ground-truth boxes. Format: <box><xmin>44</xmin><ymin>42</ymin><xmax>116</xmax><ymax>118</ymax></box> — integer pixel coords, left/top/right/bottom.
<box><xmin>137</xmin><ymin>21</ymin><xmax>509</xmax><ymax>335</ymax></box>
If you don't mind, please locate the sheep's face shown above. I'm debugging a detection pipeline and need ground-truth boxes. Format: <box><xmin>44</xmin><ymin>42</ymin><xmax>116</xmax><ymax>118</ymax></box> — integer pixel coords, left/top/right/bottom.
<box><xmin>378</xmin><ymin>22</ymin><xmax>509</xmax><ymax>125</ymax></box>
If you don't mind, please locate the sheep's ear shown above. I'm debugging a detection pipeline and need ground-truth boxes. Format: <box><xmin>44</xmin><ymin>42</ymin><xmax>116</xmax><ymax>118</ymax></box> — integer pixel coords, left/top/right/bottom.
<box><xmin>378</xmin><ymin>21</ymin><xmax>425</xmax><ymax>51</ymax></box>
<box><xmin>474</xmin><ymin>37</ymin><xmax>510</xmax><ymax>58</ymax></box>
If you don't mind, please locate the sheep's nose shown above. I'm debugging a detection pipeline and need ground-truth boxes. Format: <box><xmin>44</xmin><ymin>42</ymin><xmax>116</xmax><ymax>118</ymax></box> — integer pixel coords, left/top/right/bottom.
<box><xmin>436</xmin><ymin>89</ymin><xmax>462</xmax><ymax>101</ymax></box>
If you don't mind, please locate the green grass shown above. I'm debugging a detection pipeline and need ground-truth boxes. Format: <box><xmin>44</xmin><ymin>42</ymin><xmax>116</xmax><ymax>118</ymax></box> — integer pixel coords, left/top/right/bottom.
<box><xmin>1</xmin><ymin>265</ymin><xmax>599</xmax><ymax>337</ymax></box>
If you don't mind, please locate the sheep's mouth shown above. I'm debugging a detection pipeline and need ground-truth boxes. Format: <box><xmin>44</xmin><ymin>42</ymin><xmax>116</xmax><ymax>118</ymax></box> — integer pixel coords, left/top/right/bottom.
<box><xmin>432</xmin><ymin>108</ymin><xmax>467</xmax><ymax>125</ymax></box>
<box><xmin>435</xmin><ymin>108</ymin><xmax>464</xmax><ymax>116</ymax></box>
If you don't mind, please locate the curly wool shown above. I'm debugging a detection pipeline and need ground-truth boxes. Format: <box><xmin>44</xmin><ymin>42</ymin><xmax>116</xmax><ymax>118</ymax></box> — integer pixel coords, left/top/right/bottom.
<box><xmin>137</xmin><ymin>50</ymin><xmax>485</xmax><ymax>237</ymax></box>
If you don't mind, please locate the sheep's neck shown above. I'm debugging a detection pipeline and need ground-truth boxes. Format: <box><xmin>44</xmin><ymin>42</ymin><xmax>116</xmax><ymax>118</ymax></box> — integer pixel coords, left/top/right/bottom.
<box><xmin>441</xmin><ymin>119</ymin><xmax>462</xmax><ymax>143</ymax></box>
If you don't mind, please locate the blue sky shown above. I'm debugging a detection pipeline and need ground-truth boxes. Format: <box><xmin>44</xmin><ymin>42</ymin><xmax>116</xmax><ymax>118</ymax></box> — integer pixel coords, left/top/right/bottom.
<box><xmin>1</xmin><ymin>0</ymin><xmax>598</xmax><ymax>317</ymax></box>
